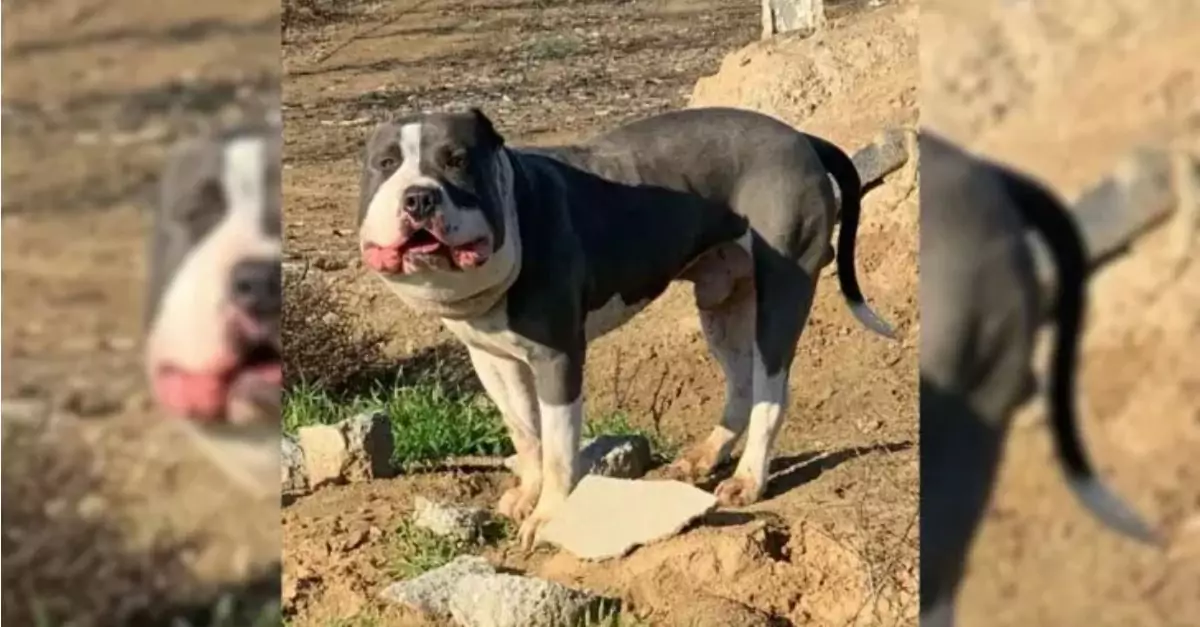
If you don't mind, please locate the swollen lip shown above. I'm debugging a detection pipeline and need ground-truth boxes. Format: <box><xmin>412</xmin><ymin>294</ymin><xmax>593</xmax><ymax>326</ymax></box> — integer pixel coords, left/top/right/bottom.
<box><xmin>154</xmin><ymin>360</ymin><xmax>281</xmax><ymax>423</ymax></box>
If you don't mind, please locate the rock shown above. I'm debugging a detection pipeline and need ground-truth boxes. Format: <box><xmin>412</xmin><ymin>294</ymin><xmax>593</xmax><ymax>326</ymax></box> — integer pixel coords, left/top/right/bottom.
<box><xmin>296</xmin><ymin>424</ymin><xmax>346</xmax><ymax>489</ymax></box>
<box><xmin>580</xmin><ymin>434</ymin><xmax>653</xmax><ymax>479</ymax></box>
<box><xmin>448</xmin><ymin>573</ymin><xmax>617</xmax><ymax>627</ymax></box>
<box><xmin>412</xmin><ymin>496</ymin><xmax>489</xmax><ymax>542</ymax></box>
<box><xmin>540</xmin><ymin>476</ymin><xmax>717</xmax><ymax>560</ymax></box>
<box><xmin>503</xmin><ymin>434</ymin><xmax>653</xmax><ymax>479</ymax></box>
<box><xmin>851</xmin><ymin>127</ymin><xmax>916</xmax><ymax>187</ymax></box>
<box><xmin>763</xmin><ymin>0</ymin><xmax>826</xmax><ymax>39</ymax></box>
<box><xmin>379</xmin><ymin>555</ymin><xmax>497</xmax><ymax>619</ymax></box>
<box><xmin>282</xmin><ymin>434</ymin><xmax>308</xmax><ymax>495</ymax></box>
<box><xmin>296</xmin><ymin>412</ymin><xmax>395</xmax><ymax>488</ymax></box>
<box><xmin>341</xmin><ymin>411</ymin><xmax>395</xmax><ymax>481</ymax></box>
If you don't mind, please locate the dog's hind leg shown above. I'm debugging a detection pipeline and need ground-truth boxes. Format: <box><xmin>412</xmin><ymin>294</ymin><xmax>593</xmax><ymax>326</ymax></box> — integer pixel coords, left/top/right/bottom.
<box><xmin>714</xmin><ymin>232</ymin><xmax>818</xmax><ymax>507</ymax></box>
<box><xmin>666</xmin><ymin>241</ymin><xmax>757</xmax><ymax>483</ymax></box>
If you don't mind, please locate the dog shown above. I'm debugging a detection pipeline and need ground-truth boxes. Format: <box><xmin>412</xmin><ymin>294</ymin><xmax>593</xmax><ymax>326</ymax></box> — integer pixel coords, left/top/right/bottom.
<box><xmin>144</xmin><ymin>118</ymin><xmax>282</xmax><ymax>494</ymax></box>
<box><xmin>356</xmin><ymin>106</ymin><xmax>895</xmax><ymax>547</ymax></box>
<box><xmin>918</xmin><ymin>131</ymin><xmax>1159</xmax><ymax>626</ymax></box>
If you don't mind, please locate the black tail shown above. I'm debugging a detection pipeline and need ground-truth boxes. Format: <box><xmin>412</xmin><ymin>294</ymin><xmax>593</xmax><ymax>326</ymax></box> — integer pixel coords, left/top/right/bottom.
<box><xmin>808</xmin><ymin>134</ymin><xmax>896</xmax><ymax>339</ymax></box>
<box><xmin>1005</xmin><ymin>172</ymin><xmax>1159</xmax><ymax>545</ymax></box>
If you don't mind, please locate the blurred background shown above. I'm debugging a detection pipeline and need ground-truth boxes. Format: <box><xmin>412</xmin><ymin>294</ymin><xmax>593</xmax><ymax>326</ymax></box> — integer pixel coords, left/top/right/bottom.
<box><xmin>2</xmin><ymin>0</ymin><xmax>281</xmax><ymax>624</ymax></box>
<box><xmin>922</xmin><ymin>1</ymin><xmax>1200</xmax><ymax>626</ymax></box>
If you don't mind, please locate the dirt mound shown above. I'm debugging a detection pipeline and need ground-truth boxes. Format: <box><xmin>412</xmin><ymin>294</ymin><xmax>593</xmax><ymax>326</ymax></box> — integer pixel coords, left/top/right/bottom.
<box><xmin>690</xmin><ymin>0</ymin><xmax>917</xmax><ymax>149</ymax></box>
<box><xmin>536</xmin><ymin>517</ymin><xmax>890</xmax><ymax>626</ymax></box>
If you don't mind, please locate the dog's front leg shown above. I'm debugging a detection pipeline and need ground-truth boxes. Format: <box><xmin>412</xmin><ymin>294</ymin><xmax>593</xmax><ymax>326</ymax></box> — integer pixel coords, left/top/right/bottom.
<box><xmin>518</xmin><ymin>349</ymin><xmax>584</xmax><ymax>550</ymax></box>
<box><xmin>466</xmin><ymin>347</ymin><xmax>543</xmax><ymax>522</ymax></box>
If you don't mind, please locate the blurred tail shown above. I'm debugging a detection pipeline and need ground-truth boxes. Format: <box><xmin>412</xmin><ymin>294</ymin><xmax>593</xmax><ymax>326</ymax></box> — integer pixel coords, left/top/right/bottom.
<box><xmin>808</xmin><ymin>133</ymin><xmax>897</xmax><ymax>339</ymax></box>
<box><xmin>1006</xmin><ymin>172</ymin><xmax>1159</xmax><ymax>545</ymax></box>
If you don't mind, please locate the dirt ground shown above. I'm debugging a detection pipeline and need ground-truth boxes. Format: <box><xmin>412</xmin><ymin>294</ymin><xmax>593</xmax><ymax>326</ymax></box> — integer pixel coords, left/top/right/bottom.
<box><xmin>281</xmin><ymin>1</ymin><xmax>919</xmax><ymax>626</ymax></box>
<box><xmin>2</xmin><ymin>0</ymin><xmax>281</xmax><ymax>624</ymax></box>
<box><xmin>922</xmin><ymin>1</ymin><xmax>1200</xmax><ymax>626</ymax></box>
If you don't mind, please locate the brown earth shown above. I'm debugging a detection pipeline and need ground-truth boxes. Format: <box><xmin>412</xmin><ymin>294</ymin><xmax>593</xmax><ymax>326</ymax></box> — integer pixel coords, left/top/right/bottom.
<box><xmin>922</xmin><ymin>1</ymin><xmax>1200</xmax><ymax>626</ymax></box>
<box><xmin>280</xmin><ymin>1</ymin><xmax>919</xmax><ymax>626</ymax></box>
<box><xmin>1</xmin><ymin>0</ymin><xmax>281</xmax><ymax>624</ymax></box>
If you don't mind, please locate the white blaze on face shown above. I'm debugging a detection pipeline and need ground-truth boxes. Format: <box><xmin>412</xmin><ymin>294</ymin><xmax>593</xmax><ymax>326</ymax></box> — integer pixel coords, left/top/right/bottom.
<box><xmin>360</xmin><ymin>123</ymin><xmax>430</xmax><ymax>249</ymax></box>
<box><xmin>146</xmin><ymin>137</ymin><xmax>279</xmax><ymax>373</ymax></box>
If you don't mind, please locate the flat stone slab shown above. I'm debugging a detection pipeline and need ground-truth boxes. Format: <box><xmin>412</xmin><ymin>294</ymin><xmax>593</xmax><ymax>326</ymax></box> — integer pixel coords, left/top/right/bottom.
<box><xmin>540</xmin><ymin>475</ymin><xmax>718</xmax><ymax>560</ymax></box>
<box><xmin>378</xmin><ymin>555</ymin><xmax>495</xmax><ymax>620</ymax></box>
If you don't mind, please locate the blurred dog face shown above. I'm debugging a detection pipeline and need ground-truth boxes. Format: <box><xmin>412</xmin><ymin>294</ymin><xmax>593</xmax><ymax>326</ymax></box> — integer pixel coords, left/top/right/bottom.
<box><xmin>357</xmin><ymin>109</ymin><xmax>520</xmax><ymax>306</ymax></box>
<box><xmin>144</xmin><ymin>124</ymin><xmax>282</xmax><ymax>427</ymax></box>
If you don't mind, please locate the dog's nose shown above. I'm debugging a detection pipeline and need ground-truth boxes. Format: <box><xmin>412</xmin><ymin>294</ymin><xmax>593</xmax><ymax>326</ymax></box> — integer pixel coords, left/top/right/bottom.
<box><xmin>402</xmin><ymin>186</ymin><xmax>442</xmax><ymax>221</ymax></box>
<box><xmin>230</xmin><ymin>259</ymin><xmax>281</xmax><ymax>319</ymax></box>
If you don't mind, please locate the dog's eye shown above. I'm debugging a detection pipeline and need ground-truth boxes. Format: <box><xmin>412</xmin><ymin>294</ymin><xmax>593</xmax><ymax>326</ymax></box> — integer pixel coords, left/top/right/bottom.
<box><xmin>176</xmin><ymin>181</ymin><xmax>224</xmax><ymax>235</ymax></box>
<box><xmin>445</xmin><ymin>151</ymin><xmax>467</xmax><ymax>170</ymax></box>
<box><xmin>376</xmin><ymin>156</ymin><xmax>398</xmax><ymax>170</ymax></box>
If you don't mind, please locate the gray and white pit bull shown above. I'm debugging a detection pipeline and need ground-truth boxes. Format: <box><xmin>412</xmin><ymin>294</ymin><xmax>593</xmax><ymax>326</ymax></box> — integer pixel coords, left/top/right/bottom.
<box><xmin>144</xmin><ymin>119</ymin><xmax>282</xmax><ymax>493</ymax></box>
<box><xmin>919</xmin><ymin>131</ymin><xmax>1159</xmax><ymax>627</ymax></box>
<box><xmin>358</xmin><ymin>106</ymin><xmax>895</xmax><ymax>548</ymax></box>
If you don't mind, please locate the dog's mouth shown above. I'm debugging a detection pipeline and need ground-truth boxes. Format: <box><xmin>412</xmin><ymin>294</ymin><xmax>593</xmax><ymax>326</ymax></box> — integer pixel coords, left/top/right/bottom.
<box><xmin>365</xmin><ymin>228</ymin><xmax>491</xmax><ymax>274</ymax></box>
<box><xmin>153</xmin><ymin>340</ymin><xmax>281</xmax><ymax>425</ymax></box>
<box><xmin>397</xmin><ymin>228</ymin><xmax>446</xmax><ymax>256</ymax></box>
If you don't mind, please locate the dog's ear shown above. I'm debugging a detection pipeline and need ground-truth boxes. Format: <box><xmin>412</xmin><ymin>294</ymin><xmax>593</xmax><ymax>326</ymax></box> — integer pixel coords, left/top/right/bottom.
<box><xmin>470</xmin><ymin>107</ymin><xmax>505</xmax><ymax>148</ymax></box>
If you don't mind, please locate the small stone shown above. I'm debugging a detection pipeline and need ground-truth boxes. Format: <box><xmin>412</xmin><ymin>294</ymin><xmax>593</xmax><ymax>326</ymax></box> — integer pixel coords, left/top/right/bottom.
<box><xmin>297</xmin><ymin>425</ymin><xmax>346</xmax><ymax>489</ymax></box>
<box><xmin>540</xmin><ymin>476</ymin><xmax>717</xmax><ymax>560</ymax></box>
<box><xmin>580</xmin><ymin>434</ymin><xmax>652</xmax><ymax>479</ymax></box>
<box><xmin>379</xmin><ymin>555</ymin><xmax>496</xmax><ymax>619</ymax></box>
<box><xmin>341</xmin><ymin>411</ymin><xmax>395</xmax><ymax>481</ymax></box>
<box><xmin>297</xmin><ymin>412</ymin><xmax>395</xmax><ymax>488</ymax></box>
<box><xmin>449</xmin><ymin>573</ymin><xmax>618</xmax><ymax>627</ymax></box>
<box><xmin>503</xmin><ymin>434</ymin><xmax>653</xmax><ymax>480</ymax></box>
<box><xmin>282</xmin><ymin>434</ymin><xmax>309</xmax><ymax>495</ymax></box>
<box><xmin>412</xmin><ymin>496</ymin><xmax>489</xmax><ymax>542</ymax></box>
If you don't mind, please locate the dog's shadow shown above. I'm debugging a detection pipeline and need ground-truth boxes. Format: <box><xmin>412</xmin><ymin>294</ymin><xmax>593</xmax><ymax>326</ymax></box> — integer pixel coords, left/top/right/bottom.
<box><xmin>692</xmin><ymin>440</ymin><xmax>913</xmax><ymax>500</ymax></box>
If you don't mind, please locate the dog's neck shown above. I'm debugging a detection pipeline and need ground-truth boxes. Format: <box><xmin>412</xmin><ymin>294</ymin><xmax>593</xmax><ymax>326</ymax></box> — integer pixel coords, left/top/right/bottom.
<box><xmin>377</xmin><ymin>149</ymin><xmax>522</xmax><ymax>320</ymax></box>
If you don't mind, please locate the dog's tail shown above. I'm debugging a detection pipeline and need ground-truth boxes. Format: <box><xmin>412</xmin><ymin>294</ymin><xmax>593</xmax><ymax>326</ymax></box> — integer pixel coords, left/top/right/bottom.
<box><xmin>808</xmin><ymin>134</ymin><xmax>896</xmax><ymax>339</ymax></box>
<box><xmin>1006</xmin><ymin>172</ymin><xmax>1160</xmax><ymax>546</ymax></box>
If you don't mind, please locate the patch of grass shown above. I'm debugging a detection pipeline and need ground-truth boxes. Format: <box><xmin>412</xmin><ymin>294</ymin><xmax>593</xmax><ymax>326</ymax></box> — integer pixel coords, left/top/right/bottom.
<box><xmin>387</xmin><ymin>517</ymin><xmax>511</xmax><ymax>580</ymax></box>
<box><xmin>284</xmin><ymin>378</ymin><xmax>512</xmax><ymax>469</ymax></box>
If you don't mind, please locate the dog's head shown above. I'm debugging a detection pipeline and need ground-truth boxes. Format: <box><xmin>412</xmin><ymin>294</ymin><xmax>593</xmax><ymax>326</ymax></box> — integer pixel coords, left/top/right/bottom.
<box><xmin>358</xmin><ymin>109</ymin><xmax>520</xmax><ymax>308</ymax></box>
<box><xmin>144</xmin><ymin>123</ymin><xmax>282</xmax><ymax>427</ymax></box>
